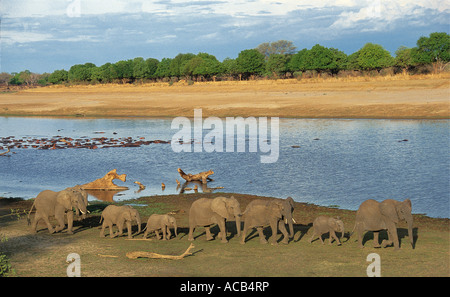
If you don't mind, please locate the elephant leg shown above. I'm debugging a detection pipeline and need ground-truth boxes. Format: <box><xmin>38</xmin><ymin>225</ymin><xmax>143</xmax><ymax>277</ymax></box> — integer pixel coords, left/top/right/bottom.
<box><xmin>309</xmin><ymin>230</ymin><xmax>317</xmax><ymax>243</ymax></box>
<box><xmin>188</xmin><ymin>225</ymin><xmax>195</xmax><ymax>241</ymax></box>
<box><xmin>205</xmin><ymin>226</ymin><xmax>214</xmax><ymax>241</ymax></box>
<box><xmin>269</xmin><ymin>221</ymin><xmax>278</xmax><ymax>245</ymax></box>
<box><xmin>126</xmin><ymin>221</ymin><xmax>132</xmax><ymax>238</ymax></box>
<box><xmin>373</xmin><ymin>231</ymin><xmax>381</xmax><ymax>248</ymax></box>
<box><xmin>278</xmin><ymin>220</ymin><xmax>289</xmax><ymax>244</ymax></box>
<box><xmin>54</xmin><ymin>210</ymin><xmax>65</xmax><ymax>233</ymax></box>
<box><xmin>116</xmin><ymin>222</ymin><xmax>124</xmax><ymax>237</ymax></box>
<box><xmin>218</xmin><ymin>219</ymin><xmax>228</xmax><ymax>243</ymax></box>
<box><xmin>153</xmin><ymin>230</ymin><xmax>160</xmax><ymax>240</ymax></box>
<box><xmin>66</xmin><ymin>210</ymin><xmax>74</xmax><ymax>234</ymax></box>
<box><xmin>39</xmin><ymin>213</ymin><xmax>56</xmax><ymax>234</ymax></box>
<box><xmin>318</xmin><ymin>233</ymin><xmax>325</xmax><ymax>244</ymax></box>
<box><xmin>240</xmin><ymin>223</ymin><xmax>249</xmax><ymax>244</ymax></box>
<box><xmin>330</xmin><ymin>230</ymin><xmax>341</xmax><ymax>245</ymax></box>
<box><xmin>384</xmin><ymin>224</ymin><xmax>398</xmax><ymax>249</ymax></box>
<box><xmin>109</xmin><ymin>223</ymin><xmax>116</xmax><ymax>238</ymax></box>
<box><xmin>257</xmin><ymin>227</ymin><xmax>268</xmax><ymax>244</ymax></box>
<box><xmin>166</xmin><ymin>226</ymin><xmax>172</xmax><ymax>240</ymax></box>
<box><xmin>100</xmin><ymin>222</ymin><xmax>106</xmax><ymax>237</ymax></box>
<box><xmin>31</xmin><ymin>211</ymin><xmax>43</xmax><ymax>233</ymax></box>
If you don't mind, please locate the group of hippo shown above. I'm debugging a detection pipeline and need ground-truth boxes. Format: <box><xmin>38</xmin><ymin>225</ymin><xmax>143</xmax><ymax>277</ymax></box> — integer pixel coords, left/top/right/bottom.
<box><xmin>1</xmin><ymin>135</ymin><xmax>170</xmax><ymax>151</ymax></box>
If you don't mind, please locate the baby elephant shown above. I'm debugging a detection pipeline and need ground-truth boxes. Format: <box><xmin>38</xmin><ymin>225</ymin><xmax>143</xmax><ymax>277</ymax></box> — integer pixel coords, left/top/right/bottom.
<box><xmin>143</xmin><ymin>214</ymin><xmax>177</xmax><ymax>240</ymax></box>
<box><xmin>100</xmin><ymin>205</ymin><xmax>142</xmax><ymax>239</ymax></box>
<box><xmin>309</xmin><ymin>216</ymin><xmax>345</xmax><ymax>245</ymax></box>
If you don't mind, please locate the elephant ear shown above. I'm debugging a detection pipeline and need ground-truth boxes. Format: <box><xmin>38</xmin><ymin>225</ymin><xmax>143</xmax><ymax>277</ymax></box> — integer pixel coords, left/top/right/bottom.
<box><xmin>211</xmin><ymin>197</ymin><xmax>229</xmax><ymax>219</ymax></box>
<box><xmin>270</xmin><ymin>201</ymin><xmax>284</xmax><ymax>219</ymax></box>
<box><xmin>379</xmin><ymin>201</ymin><xmax>399</xmax><ymax>223</ymax></box>
<box><xmin>57</xmin><ymin>190</ymin><xmax>73</xmax><ymax>210</ymax></box>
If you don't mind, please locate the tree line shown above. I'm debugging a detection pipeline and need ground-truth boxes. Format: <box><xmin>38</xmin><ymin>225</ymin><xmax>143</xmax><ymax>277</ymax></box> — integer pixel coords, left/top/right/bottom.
<box><xmin>4</xmin><ymin>32</ymin><xmax>449</xmax><ymax>87</ymax></box>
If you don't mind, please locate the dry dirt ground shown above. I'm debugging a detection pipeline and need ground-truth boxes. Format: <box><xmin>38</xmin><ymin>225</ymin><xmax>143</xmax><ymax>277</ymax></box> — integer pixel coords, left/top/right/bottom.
<box><xmin>0</xmin><ymin>193</ymin><xmax>448</xmax><ymax>277</ymax></box>
<box><xmin>0</xmin><ymin>75</ymin><xmax>449</xmax><ymax>119</ymax></box>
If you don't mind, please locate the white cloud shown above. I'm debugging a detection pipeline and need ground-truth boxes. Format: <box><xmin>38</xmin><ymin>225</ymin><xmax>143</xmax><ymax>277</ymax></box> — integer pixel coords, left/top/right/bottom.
<box><xmin>1</xmin><ymin>30</ymin><xmax>53</xmax><ymax>45</ymax></box>
<box><xmin>330</xmin><ymin>0</ymin><xmax>450</xmax><ymax>31</ymax></box>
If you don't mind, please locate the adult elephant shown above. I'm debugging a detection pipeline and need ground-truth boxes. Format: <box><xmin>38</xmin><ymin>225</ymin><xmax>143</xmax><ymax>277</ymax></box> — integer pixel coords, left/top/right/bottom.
<box><xmin>240</xmin><ymin>197</ymin><xmax>295</xmax><ymax>245</ymax></box>
<box><xmin>352</xmin><ymin>199</ymin><xmax>414</xmax><ymax>249</ymax></box>
<box><xmin>100</xmin><ymin>205</ymin><xmax>141</xmax><ymax>238</ymax></box>
<box><xmin>188</xmin><ymin>196</ymin><xmax>241</xmax><ymax>243</ymax></box>
<box><xmin>28</xmin><ymin>187</ymin><xmax>88</xmax><ymax>234</ymax></box>
<box><xmin>69</xmin><ymin>185</ymin><xmax>88</xmax><ymax>220</ymax></box>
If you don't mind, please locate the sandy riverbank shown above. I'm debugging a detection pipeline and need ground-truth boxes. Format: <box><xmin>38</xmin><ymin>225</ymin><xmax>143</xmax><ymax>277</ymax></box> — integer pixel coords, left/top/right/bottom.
<box><xmin>0</xmin><ymin>74</ymin><xmax>449</xmax><ymax>119</ymax></box>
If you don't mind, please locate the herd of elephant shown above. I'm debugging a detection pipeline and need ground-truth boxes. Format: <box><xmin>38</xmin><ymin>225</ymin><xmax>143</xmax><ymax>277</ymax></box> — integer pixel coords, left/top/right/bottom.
<box><xmin>26</xmin><ymin>186</ymin><xmax>414</xmax><ymax>249</ymax></box>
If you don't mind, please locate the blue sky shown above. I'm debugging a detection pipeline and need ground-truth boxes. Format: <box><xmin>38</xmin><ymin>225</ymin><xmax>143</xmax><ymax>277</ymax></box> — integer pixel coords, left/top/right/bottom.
<box><xmin>1</xmin><ymin>0</ymin><xmax>449</xmax><ymax>73</ymax></box>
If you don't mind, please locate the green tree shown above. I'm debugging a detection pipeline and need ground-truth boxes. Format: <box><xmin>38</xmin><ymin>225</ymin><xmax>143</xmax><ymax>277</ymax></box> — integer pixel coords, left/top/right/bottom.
<box><xmin>48</xmin><ymin>69</ymin><xmax>68</xmax><ymax>84</ymax></box>
<box><xmin>355</xmin><ymin>43</ymin><xmax>394</xmax><ymax>71</ymax></box>
<box><xmin>236</xmin><ymin>49</ymin><xmax>265</xmax><ymax>79</ymax></box>
<box><xmin>221</xmin><ymin>58</ymin><xmax>239</xmax><ymax>79</ymax></box>
<box><xmin>266</xmin><ymin>54</ymin><xmax>288</xmax><ymax>77</ymax></box>
<box><xmin>112</xmin><ymin>60</ymin><xmax>133</xmax><ymax>83</ymax></box>
<box><xmin>395</xmin><ymin>46</ymin><xmax>414</xmax><ymax>72</ymax></box>
<box><xmin>154</xmin><ymin>58</ymin><xmax>172</xmax><ymax>79</ymax></box>
<box><xmin>412</xmin><ymin>32</ymin><xmax>450</xmax><ymax>71</ymax></box>
<box><xmin>193</xmin><ymin>53</ymin><xmax>222</xmax><ymax>79</ymax></box>
<box><xmin>287</xmin><ymin>48</ymin><xmax>309</xmax><ymax>72</ymax></box>
<box><xmin>132</xmin><ymin>57</ymin><xmax>147</xmax><ymax>80</ymax></box>
<box><xmin>169</xmin><ymin>53</ymin><xmax>196</xmax><ymax>77</ymax></box>
<box><xmin>68</xmin><ymin>63</ymin><xmax>97</xmax><ymax>82</ymax></box>
<box><xmin>144</xmin><ymin>58</ymin><xmax>159</xmax><ymax>79</ymax></box>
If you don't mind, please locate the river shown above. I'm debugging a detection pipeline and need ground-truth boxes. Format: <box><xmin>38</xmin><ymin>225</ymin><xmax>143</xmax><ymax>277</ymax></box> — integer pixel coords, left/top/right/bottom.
<box><xmin>0</xmin><ymin>116</ymin><xmax>448</xmax><ymax>218</ymax></box>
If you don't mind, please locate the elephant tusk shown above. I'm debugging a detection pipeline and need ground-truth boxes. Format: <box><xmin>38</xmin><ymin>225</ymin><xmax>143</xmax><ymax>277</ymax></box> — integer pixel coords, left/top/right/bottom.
<box><xmin>80</xmin><ymin>210</ymin><xmax>86</xmax><ymax>215</ymax></box>
<box><xmin>292</xmin><ymin>218</ymin><xmax>297</xmax><ymax>224</ymax></box>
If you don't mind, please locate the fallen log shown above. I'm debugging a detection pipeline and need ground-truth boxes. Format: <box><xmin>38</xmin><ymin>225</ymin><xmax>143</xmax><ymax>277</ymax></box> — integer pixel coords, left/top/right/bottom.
<box><xmin>0</xmin><ymin>147</ymin><xmax>10</xmax><ymax>156</ymax></box>
<box><xmin>177</xmin><ymin>168</ymin><xmax>214</xmax><ymax>184</ymax></box>
<box><xmin>126</xmin><ymin>243</ymin><xmax>195</xmax><ymax>260</ymax></box>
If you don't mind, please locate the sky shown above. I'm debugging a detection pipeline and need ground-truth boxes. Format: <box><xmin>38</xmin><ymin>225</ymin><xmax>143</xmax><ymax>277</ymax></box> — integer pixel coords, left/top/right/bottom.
<box><xmin>1</xmin><ymin>0</ymin><xmax>449</xmax><ymax>73</ymax></box>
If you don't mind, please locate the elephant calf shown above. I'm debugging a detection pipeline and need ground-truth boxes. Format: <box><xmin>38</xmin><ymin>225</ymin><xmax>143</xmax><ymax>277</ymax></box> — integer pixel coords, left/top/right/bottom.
<box><xmin>309</xmin><ymin>216</ymin><xmax>345</xmax><ymax>245</ymax></box>
<box><xmin>100</xmin><ymin>205</ymin><xmax>141</xmax><ymax>239</ymax></box>
<box><xmin>142</xmin><ymin>214</ymin><xmax>177</xmax><ymax>240</ymax></box>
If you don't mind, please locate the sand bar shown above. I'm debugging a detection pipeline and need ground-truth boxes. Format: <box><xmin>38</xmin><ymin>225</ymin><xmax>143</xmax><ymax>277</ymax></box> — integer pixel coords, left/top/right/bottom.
<box><xmin>0</xmin><ymin>75</ymin><xmax>449</xmax><ymax>119</ymax></box>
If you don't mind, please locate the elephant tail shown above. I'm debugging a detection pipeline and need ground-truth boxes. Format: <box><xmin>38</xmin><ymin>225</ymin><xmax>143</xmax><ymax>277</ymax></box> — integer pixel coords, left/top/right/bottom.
<box><xmin>99</xmin><ymin>215</ymin><xmax>104</xmax><ymax>224</ymax></box>
<box><xmin>348</xmin><ymin>221</ymin><xmax>357</xmax><ymax>238</ymax></box>
<box><xmin>27</xmin><ymin>201</ymin><xmax>36</xmax><ymax>226</ymax></box>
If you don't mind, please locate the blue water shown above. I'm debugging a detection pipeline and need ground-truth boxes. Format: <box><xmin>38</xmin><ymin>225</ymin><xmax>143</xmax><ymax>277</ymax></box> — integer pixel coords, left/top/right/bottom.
<box><xmin>0</xmin><ymin>117</ymin><xmax>448</xmax><ymax>218</ymax></box>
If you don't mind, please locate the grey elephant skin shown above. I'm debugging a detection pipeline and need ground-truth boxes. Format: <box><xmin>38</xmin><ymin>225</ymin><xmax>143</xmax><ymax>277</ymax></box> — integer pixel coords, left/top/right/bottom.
<box><xmin>309</xmin><ymin>216</ymin><xmax>344</xmax><ymax>245</ymax></box>
<box><xmin>240</xmin><ymin>197</ymin><xmax>295</xmax><ymax>245</ymax></box>
<box><xmin>188</xmin><ymin>196</ymin><xmax>241</xmax><ymax>243</ymax></box>
<box><xmin>143</xmin><ymin>214</ymin><xmax>177</xmax><ymax>240</ymax></box>
<box><xmin>352</xmin><ymin>199</ymin><xmax>414</xmax><ymax>249</ymax></box>
<box><xmin>100</xmin><ymin>205</ymin><xmax>141</xmax><ymax>239</ymax></box>
<box><xmin>28</xmin><ymin>187</ymin><xmax>88</xmax><ymax>234</ymax></box>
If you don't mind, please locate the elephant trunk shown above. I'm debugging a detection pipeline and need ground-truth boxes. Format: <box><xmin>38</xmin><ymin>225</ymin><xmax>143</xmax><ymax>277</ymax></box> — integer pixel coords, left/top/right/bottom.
<box><xmin>235</xmin><ymin>214</ymin><xmax>241</xmax><ymax>238</ymax></box>
<box><xmin>285</xmin><ymin>211</ymin><xmax>294</xmax><ymax>238</ymax></box>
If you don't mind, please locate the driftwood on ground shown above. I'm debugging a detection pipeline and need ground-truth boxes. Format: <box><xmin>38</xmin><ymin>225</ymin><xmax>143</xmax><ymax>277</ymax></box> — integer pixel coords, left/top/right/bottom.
<box><xmin>177</xmin><ymin>168</ymin><xmax>214</xmax><ymax>184</ymax></box>
<box><xmin>126</xmin><ymin>243</ymin><xmax>196</xmax><ymax>260</ymax></box>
